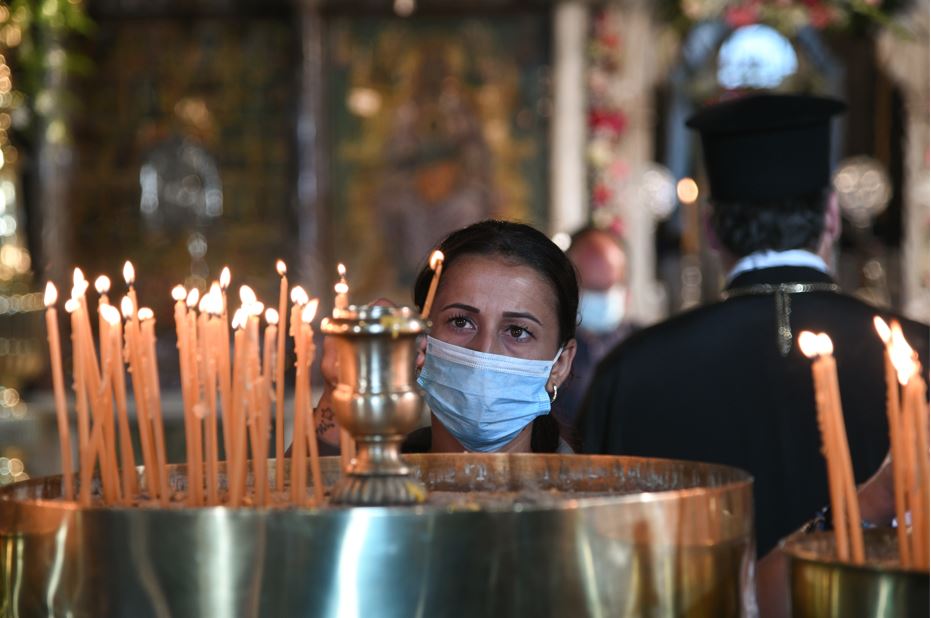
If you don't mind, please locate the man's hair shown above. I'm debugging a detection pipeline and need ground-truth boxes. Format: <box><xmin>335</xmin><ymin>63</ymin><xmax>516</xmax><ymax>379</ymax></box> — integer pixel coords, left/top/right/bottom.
<box><xmin>709</xmin><ymin>191</ymin><xmax>828</xmax><ymax>258</ymax></box>
<box><xmin>567</xmin><ymin>225</ymin><xmax>627</xmax><ymax>256</ymax></box>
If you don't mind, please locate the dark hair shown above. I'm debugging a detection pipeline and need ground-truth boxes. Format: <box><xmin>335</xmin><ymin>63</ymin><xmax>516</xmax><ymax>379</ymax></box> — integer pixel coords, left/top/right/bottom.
<box><xmin>710</xmin><ymin>192</ymin><xmax>827</xmax><ymax>257</ymax></box>
<box><xmin>413</xmin><ymin>220</ymin><xmax>579</xmax><ymax>345</ymax></box>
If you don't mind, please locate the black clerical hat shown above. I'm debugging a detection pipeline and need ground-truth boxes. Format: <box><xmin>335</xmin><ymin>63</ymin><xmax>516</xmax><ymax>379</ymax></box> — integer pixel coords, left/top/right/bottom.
<box><xmin>686</xmin><ymin>94</ymin><xmax>846</xmax><ymax>202</ymax></box>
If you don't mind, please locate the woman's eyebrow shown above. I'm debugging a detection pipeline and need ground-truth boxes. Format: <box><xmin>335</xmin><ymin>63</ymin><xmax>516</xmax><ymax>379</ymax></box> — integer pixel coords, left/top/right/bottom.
<box><xmin>502</xmin><ymin>311</ymin><xmax>542</xmax><ymax>326</ymax></box>
<box><xmin>440</xmin><ymin>302</ymin><xmax>480</xmax><ymax>313</ymax></box>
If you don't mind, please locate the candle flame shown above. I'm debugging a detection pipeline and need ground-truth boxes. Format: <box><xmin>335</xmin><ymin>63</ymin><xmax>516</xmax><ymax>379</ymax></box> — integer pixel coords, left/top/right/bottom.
<box><xmin>889</xmin><ymin>320</ymin><xmax>919</xmax><ymax>385</ymax></box>
<box><xmin>207</xmin><ymin>288</ymin><xmax>224</xmax><ymax>315</ymax></box>
<box><xmin>120</xmin><ymin>296</ymin><xmax>134</xmax><ymax>319</ymax></box>
<box><xmin>873</xmin><ymin>316</ymin><xmax>892</xmax><ymax>345</ymax></box>
<box><xmin>276</xmin><ymin>260</ymin><xmax>287</xmax><ymax>276</ymax></box>
<box><xmin>137</xmin><ymin>307</ymin><xmax>154</xmax><ymax>321</ymax></box>
<box><xmin>186</xmin><ymin>287</ymin><xmax>200</xmax><ymax>309</ymax></box>
<box><xmin>334</xmin><ymin>281</ymin><xmax>349</xmax><ymax>295</ymax></box>
<box><xmin>337</xmin><ymin>263</ymin><xmax>346</xmax><ymax>278</ymax></box>
<box><xmin>429</xmin><ymin>250</ymin><xmax>444</xmax><ymax>271</ymax></box>
<box><xmin>220</xmin><ymin>266</ymin><xmax>231</xmax><ymax>290</ymax></box>
<box><xmin>44</xmin><ymin>282</ymin><xmax>58</xmax><ymax>307</ymax></box>
<box><xmin>798</xmin><ymin>331</ymin><xmax>820</xmax><ymax>359</ymax></box>
<box><xmin>94</xmin><ymin>275</ymin><xmax>111</xmax><ymax>295</ymax></box>
<box><xmin>265</xmin><ymin>308</ymin><xmax>279</xmax><ymax>325</ymax></box>
<box><xmin>122</xmin><ymin>261</ymin><xmax>135</xmax><ymax>285</ymax></box>
<box><xmin>231</xmin><ymin>308</ymin><xmax>246</xmax><ymax>330</ymax></box>
<box><xmin>64</xmin><ymin>298</ymin><xmax>79</xmax><ymax>313</ymax></box>
<box><xmin>100</xmin><ymin>304</ymin><xmax>121</xmax><ymax>325</ymax></box>
<box><xmin>198</xmin><ymin>295</ymin><xmax>210</xmax><ymax>313</ymax></box>
<box><xmin>72</xmin><ymin>267</ymin><xmax>85</xmax><ymax>287</ymax></box>
<box><xmin>249</xmin><ymin>302</ymin><xmax>265</xmax><ymax>317</ymax></box>
<box><xmin>71</xmin><ymin>279</ymin><xmax>88</xmax><ymax>300</ymax></box>
<box><xmin>816</xmin><ymin>333</ymin><xmax>834</xmax><ymax>356</ymax></box>
<box><xmin>290</xmin><ymin>285</ymin><xmax>308</xmax><ymax>305</ymax></box>
<box><xmin>302</xmin><ymin>298</ymin><xmax>319</xmax><ymax>323</ymax></box>
<box><xmin>171</xmin><ymin>285</ymin><xmax>187</xmax><ymax>302</ymax></box>
<box><xmin>239</xmin><ymin>285</ymin><xmax>257</xmax><ymax>306</ymax></box>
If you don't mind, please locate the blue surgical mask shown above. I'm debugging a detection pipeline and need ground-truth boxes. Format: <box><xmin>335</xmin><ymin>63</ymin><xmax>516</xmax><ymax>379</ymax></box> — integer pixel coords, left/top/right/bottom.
<box><xmin>416</xmin><ymin>336</ymin><xmax>562</xmax><ymax>452</ymax></box>
<box><xmin>578</xmin><ymin>285</ymin><xmax>627</xmax><ymax>334</ymax></box>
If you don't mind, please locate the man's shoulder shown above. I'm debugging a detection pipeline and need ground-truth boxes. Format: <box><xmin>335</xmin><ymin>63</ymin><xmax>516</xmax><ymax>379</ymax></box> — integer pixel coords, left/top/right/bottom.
<box><xmin>598</xmin><ymin>302</ymin><xmax>723</xmax><ymax>368</ymax></box>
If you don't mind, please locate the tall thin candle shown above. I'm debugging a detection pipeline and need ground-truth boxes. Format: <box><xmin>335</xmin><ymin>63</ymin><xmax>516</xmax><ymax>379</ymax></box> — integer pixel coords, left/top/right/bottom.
<box><xmin>263</xmin><ymin>307</ymin><xmax>278</xmax><ymax>505</ymax></box>
<box><xmin>44</xmin><ymin>283</ymin><xmax>74</xmax><ymax>500</ymax></box>
<box><xmin>420</xmin><ymin>250</ymin><xmax>444</xmax><ymax>318</ymax></box>
<box><xmin>302</xmin><ymin>300</ymin><xmax>324</xmax><ymax>504</ymax></box>
<box><xmin>122</xmin><ymin>296</ymin><xmax>159</xmax><ymax>501</ymax></box>
<box><xmin>275</xmin><ymin>260</ymin><xmax>288</xmax><ymax>492</ymax></box>
<box><xmin>140</xmin><ymin>309</ymin><xmax>170</xmax><ymax>505</ymax></box>
<box><xmin>874</xmin><ymin>316</ymin><xmax>911</xmax><ymax>566</ymax></box>
<box><xmin>107</xmin><ymin>305</ymin><xmax>137</xmax><ymax>501</ymax></box>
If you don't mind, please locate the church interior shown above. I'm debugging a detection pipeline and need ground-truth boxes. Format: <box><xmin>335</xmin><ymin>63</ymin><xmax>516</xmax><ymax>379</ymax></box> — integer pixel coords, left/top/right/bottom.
<box><xmin>0</xmin><ymin>0</ymin><xmax>928</xmax><ymax>615</ymax></box>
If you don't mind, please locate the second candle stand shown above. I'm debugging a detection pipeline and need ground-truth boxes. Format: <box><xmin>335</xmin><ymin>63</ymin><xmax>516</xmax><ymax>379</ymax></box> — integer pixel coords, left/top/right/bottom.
<box><xmin>321</xmin><ymin>304</ymin><xmax>429</xmax><ymax>506</ymax></box>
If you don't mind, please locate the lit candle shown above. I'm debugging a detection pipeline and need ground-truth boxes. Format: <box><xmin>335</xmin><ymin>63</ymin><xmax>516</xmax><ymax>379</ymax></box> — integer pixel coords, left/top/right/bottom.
<box><xmin>173</xmin><ymin>285</ymin><xmax>197</xmax><ymax>505</ymax></box>
<box><xmin>74</xmin><ymin>272</ymin><xmax>119</xmax><ymax>504</ymax></box>
<box><xmin>67</xmin><ymin>297</ymin><xmax>92</xmax><ymax>505</ymax></box>
<box><xmin>245</xmin><ymin>297</ymin><xmax>266</xmax><ymax>505</ymax></box>
<box><xmin>213</xmin><ymin>281</ymin><xmax>233</xmax><ymax>464</ymax></box>
<box><xmin>334</xmin><ymin>263</ymin><xmax>349</xmax><ymax>311</ymax></box>
<box><xmin>799</xmin><ymin>331</ymin><xmax>864</xmax><ymax>564</ymax></box>
<box><xmin>123</xmin><ymin>261</ymin><xmax>139</xmax><ymax>337</ymax></box>
<box><xmin>201</xmin><ymin>302</ymin><xmax>220</xmax><ymax>506</ymax></box>
<box><xmin>275</xmin><ymin>260</ymin><xmax>288</xmax><ymax>492</ymax></box>
<box><xmin>139</xmin><ymin>308</ymin><xmax>170</xmax><ymax>505</ymax></box>
<box><xmin>45</xmin><ymin>283</ymin><xmax>74</xmax><ymax>500</ymax></box>
<box><xmin>93</xmin><ymin>306</ymin><xmax>121</xmax><ymax>506</ymax></box>
<box><xmin>185</xmin><ymin>288</ymin><xmax>204</xmax><ymax>505</ymax></box>
<box><xmin>874</xmin><ymin>316</ymin><xmax>911</xmax><ymax>566</ymax></box>
<box><xmin>263</xmin><ymin>307</ymin><xmax>278</xmax><ymax>505</ymax></box>
<box><xmin>105</xmin><ymin>303</ymin><xmax>137</xmax><ymax>502</ymax></box>
<box><xmin>122</xmin><ymin>296</ymin><xmax>159</xmax><ymax>502</ymax></box>
<box><xmin>888</xmin><ymin>322</ymin><xmax>929</xmax><ymax>569</ymax></box>
<box><xmin>228</xmin><ymin>309</ymin><xmax>248</xmax><ymax>506</ymax></box>
<box><xmin>420</xmin><ymin>250</ymin><xmax>444</xmax><ymax>318</ymax></box>
<box><xmin>95</xmin><ymin>275</ymin><xmax>111</xmax><ymax>358</ymax></box>
<box><xmin>302</xmin><ymin>299</ymin><xmax>324</xmax><ymax>505</ymax></box>
<box><xmin>291</xmin><ymin>298</ymin><xmax>308</xmax><ymax>506</ymax></box>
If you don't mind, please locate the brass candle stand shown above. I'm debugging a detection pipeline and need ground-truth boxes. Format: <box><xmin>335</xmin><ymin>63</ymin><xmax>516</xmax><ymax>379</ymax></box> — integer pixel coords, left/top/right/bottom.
<box><xmin>320</xmin><ymin>304</ymin><xmax>428</xmax><ymax>505</ymax></box>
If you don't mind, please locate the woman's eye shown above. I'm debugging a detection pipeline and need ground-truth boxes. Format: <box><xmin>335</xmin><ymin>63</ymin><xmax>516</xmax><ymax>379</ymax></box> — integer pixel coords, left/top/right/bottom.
<box><xmin>506</xmin><ymin>325</ymin><xmax>532</xmax><ymax>340</ymax></box>
<box><xmin>447</xmin><ymin>315</ymin><xmax>473</xmax><ymax>330</ymax></box>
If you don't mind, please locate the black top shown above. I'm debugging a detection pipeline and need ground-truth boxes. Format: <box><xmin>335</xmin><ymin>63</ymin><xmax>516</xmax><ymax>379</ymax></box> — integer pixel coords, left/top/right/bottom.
<box><xmin>578</xmin><ymin>266</ymin><xmax>929</xmax><ymax>556</ymax></box>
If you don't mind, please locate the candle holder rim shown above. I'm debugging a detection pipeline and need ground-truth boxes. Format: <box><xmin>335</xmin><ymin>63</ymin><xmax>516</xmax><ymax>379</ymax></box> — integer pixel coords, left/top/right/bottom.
<box><xmin>780</xmin><ymin>529</ymin><xmax>930</xmax><ymax>575</ymax></box>
<box><xmin>321</xmin><ymin>304</ymin><xmax>428</xmax><ymax>335</ymax></box>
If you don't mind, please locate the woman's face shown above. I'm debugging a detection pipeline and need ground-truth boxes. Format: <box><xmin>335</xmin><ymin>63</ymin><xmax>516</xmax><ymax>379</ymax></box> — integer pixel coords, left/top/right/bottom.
<box><xmin>428</xmin><ymin>254</ymin><xmax>563</xmax><ymax>360</ymax></box>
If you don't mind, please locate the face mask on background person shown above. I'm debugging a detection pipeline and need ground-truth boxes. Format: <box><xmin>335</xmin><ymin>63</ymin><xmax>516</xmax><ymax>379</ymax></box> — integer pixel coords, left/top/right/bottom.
<box><xmin>416</xmin><ymin>336</ymin><xmax>562</xmax><ymax>452</ymax></box>
<box><xmin>578</xmin><ymin>285</ymin><xmax>627</xmax><ymax>334</ymax></box>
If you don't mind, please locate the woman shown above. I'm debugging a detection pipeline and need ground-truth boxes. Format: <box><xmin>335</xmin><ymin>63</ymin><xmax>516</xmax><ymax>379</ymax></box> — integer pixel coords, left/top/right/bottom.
<box><xmin>314</xmin><ymin>219</ymin><xmax>578</xmax><ymax>454</ymax></box>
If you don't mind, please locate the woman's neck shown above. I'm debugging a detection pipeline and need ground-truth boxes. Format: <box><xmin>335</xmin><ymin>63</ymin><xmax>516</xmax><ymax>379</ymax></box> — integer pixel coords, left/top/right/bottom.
<box><xmin>429</xmin><ymin>416</ymin><xmax>533</xmax><ymax>454</ymax></box>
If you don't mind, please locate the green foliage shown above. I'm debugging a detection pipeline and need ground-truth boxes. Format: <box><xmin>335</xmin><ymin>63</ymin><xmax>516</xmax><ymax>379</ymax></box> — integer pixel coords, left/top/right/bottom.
<box><xmin>2</xmin><ymin>0</ymin><xmax>94</xmax><ymax>143</ymax></box>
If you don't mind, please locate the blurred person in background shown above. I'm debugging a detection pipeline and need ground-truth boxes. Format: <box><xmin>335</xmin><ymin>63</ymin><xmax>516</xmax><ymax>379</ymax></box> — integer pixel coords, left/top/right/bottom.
<box><xmin>551</xmin><ymin>226</ymin><xmax>638</xmax><ymax>430</ymax></box>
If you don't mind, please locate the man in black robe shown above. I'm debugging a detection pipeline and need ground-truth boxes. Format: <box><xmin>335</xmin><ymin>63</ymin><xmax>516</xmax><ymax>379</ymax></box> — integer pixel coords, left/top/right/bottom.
<box><xmin>577</xmin><ymin>94</ymin><xmax>929</xmax><ymax>557</ymax></box>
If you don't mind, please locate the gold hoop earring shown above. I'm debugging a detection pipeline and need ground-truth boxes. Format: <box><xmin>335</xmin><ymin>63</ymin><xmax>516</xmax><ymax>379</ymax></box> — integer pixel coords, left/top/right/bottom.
<box><xmin>549</xmin><ymin>383</ymin><xmax>558</xmax><ymax>404</ymax></box>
